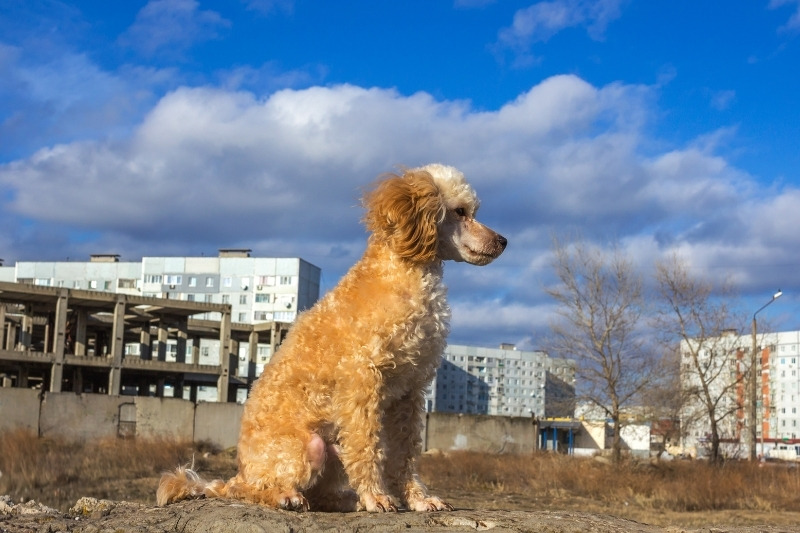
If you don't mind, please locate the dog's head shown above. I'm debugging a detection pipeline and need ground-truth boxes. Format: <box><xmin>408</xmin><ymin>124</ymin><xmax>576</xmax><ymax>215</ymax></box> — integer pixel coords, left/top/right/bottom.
<box><xmin>363</xmin><ymin>164</ymin><xmax>507</xmax><ymax>265</ymax></box>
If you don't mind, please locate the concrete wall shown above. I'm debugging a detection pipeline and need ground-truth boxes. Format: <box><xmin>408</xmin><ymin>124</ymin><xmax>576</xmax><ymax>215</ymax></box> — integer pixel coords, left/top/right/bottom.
<box><xmin>39</xmin><ymin>392</ymin><xmax>122</xmax><ymax>441</ymax></box>
<box><xmin>0</xmin><ymin>387</ymin><xmax>40</xmax><ymax>433</ymax></box>
<box><xmin>575</xmin><ymin>421</ymin><xmax>605</xmax><ymax>450</ymax></box>
<box><xmin>135</xmin><ymin>397</ymin><xmax>195</xmax><ymax>441</ymax></box>
<box><xmin>195</xmin><ymin>401</ymin><xmax>243</xmax><ymax>449</ymax></box>
<box><xmin>424</xmin><ymin>412</ymin><xmax>536</xmax><ymax>453</ymax></box>
<box><xmin>1</xmin><ymin>389</ymin><xmax>541</xmax><ymax>454</ymax></box>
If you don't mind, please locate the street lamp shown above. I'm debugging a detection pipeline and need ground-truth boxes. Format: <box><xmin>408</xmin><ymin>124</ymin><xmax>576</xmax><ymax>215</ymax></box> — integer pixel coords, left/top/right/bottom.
<box><xmin>749</xmin><ymin>290</ymin><xmax>783</xmax><ymax>461</ymax></box>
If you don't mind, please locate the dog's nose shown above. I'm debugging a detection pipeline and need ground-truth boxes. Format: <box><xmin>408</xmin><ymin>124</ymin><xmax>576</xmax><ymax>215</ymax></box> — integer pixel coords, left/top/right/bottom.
<box><xmin>498</xmin><ymin>235</ymin><xmax>508</xmax><ymax>249</ymax></box>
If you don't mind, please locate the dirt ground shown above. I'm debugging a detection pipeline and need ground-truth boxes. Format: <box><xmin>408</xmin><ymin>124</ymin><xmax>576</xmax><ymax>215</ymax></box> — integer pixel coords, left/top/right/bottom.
<box><xmin>11</xmin><ymin>471</ymin><xmax>800</xmax><ymax>531</ymax></box>
<box><xmin>4</xmin><ymin>444</ymin><xmax>800</xmax><ymax>531</ymax></box>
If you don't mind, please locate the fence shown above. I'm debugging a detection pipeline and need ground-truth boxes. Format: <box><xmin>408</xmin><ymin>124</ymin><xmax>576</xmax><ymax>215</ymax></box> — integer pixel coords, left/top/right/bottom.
<box><xmin>0</xmin><ymin>388</ymin><xmax>537</xmax><ymax>452</ymax></box>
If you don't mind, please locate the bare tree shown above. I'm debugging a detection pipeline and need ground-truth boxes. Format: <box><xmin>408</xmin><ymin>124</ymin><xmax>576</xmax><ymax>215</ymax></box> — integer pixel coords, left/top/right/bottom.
<box><xmin>546</xmin><ymin>237</ymin><xmax>653</xmax><ymax>463</ymax></box>
<box><xmin>639</xmin><ymin>345</ymin><xmax>685</xmax><ymax>460</ymax></box>
<box><xmin>653</xmin><ymin>253</ymin><xmax>744</xmax><ymax>464</ymax></box>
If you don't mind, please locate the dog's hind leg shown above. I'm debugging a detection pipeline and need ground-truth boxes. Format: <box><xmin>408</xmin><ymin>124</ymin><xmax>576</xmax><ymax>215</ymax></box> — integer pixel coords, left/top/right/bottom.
<box><xmin>227</xmin><ymin>430</ymin><xmax>327</xmax><ymax>511</ymax></box>
<box><xmin>304</xmin><ymin>443</ymin><xmax>359</xmax><ymax>512</ymax></box>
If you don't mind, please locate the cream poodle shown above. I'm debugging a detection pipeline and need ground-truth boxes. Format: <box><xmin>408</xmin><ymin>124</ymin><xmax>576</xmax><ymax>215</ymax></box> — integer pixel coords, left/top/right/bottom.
<box><xmin>157</xmin><ymin>163</ymin><xmax>507</xmax><ymax>512</ymax></box>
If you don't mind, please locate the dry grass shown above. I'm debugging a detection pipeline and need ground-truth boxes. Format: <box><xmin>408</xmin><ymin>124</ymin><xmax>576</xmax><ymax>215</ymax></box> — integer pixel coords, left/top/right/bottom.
<box><xmin>419</xmin><ymin>450</ymin><xmax>800</xmax><ymax>513</ymax></box>
<box><xmin>0</xmin><ymin>428</ymin><xmax>236</xmax><ymax>510</ymax></box>
<box><xmin>418</xmin><ymin>450</ymin><xmax>800</xmax><ymax>526</ymax></box>
<box><xmin>4</xmin><ymin>430</ymin><xmax>800</xmax><ymax>527</ymax></box>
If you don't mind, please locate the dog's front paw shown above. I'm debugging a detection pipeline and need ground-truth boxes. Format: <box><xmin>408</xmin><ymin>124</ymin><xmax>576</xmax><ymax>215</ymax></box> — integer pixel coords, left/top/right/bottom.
<box><xmin>358</xmin><ymin>493</ymin><xmax>398</xmax><ymax>513</ymax></box>
<box><xmin>278</xmin><ymin>491</ymin><xmax>310</xmax><ymax>512</ymax></box>
<box><xmin>407</xmin><ymin>495</ymin><xmax>454</xmax><ymax>512</ymax></box>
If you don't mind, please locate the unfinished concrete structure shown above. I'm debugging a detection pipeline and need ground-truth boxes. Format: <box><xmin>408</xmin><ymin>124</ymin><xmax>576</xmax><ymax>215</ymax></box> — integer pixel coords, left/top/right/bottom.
<box><xmin>0</xmin><ymin>281</ymin><xmax>291</xmax><ymax>402</ymax></box>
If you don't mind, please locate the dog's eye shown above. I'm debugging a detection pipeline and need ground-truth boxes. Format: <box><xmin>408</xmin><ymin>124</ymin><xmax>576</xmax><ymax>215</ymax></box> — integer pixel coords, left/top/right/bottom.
<box><xmin>455</xmin><ymin>207</ymin><xmax>467</xmax><ymax>217</ymax></box>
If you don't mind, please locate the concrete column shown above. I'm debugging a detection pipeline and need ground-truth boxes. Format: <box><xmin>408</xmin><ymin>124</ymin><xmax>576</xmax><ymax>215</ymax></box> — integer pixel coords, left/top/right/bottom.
<box><xmin>19</xmin><ymin>304</ymin><xmax>33</xmax><ymax>349</ymax></box>
<box><xmin>107</xmin><ymin>297</ymin><xmax>126</xmax><ymax>395</ymax></box>
<box><xmin>74</xmin><ymin>309</ymin><xmax>88</xmax><ymax>356</ymax></box>
<box><xmin>217</xmin><ymin>308</ymin><xmax>231</xmax><ymax>402</ymax></box>
<box><xmin>248</xmin><ymin>329</ymin><xmax>259</xmax><ymax>385</ymax></box>
<box><xmin>0</xmin><ymin>304</ymin><xmax>5</xmax><ymax>350</ymax></box>
<box><xmin>44</xmin><ymin>320</ymin><xmax>51</xmax><ymax>353</ymax></box>
<box><xmin>176</xmin><ymin>321</ymin><xmax>187</xmax><ymax>364</ymax></box>
<box><xmin>156</xmin><ymin>321</ymin><xmax>168</xmax><ymax>362</ymax></box>
<box><xmin>231</xmin><ymin>339</ymin><xmax>240</xmax><ymax>377</ymax></box>
<box><xmin>139</xmin><ymin>324</ymin><xmax>151</xmax><ymax>360</ymax></box>
<box><xmin>73</xmin><ymin>367</ymin><xmax>84</xmax><ymax>393</ymax></box>
<box><xmin>49</xmin><ymin>290</ymin><xmax>69</xmax><ymax>393</ymax></box>
<box><xmin>191</xmin><ymin>336</ymin><xmax>200</xmax><ymax>365</ymax></box>
<box><xmin>5</xmin><ymin>323</ymin><xmax>16</xmax><ymax>350</ymax></box>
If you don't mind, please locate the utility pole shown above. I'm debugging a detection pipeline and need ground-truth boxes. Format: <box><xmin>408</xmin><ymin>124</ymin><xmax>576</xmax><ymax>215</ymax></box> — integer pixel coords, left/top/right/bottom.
<box><xmin>750</xmin><ymin>290</ymin><xmax>782</xmax><ymax>461</ymax></box>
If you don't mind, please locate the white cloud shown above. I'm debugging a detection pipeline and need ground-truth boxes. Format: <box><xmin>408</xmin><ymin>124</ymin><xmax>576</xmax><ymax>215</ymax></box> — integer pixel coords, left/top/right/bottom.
<box><xmin>709</xmin><ymin>89</ymin><xmax>736</xmax><ymax>111</ymax></box>
<box><xmin>497</xmin><ymin>0</ymin><xmax>624</xmax><ymax>50</ymax></box>
<box><xmin>3</xmin><ymin>74</ymin><xmax>800</xmax><ymax>345</ymax></box>
<box><xmin>770</xmin><ymin>0</ymin><xmax>800</xmax><ymax>32</ymax></box>
<box><xmin>118</xmin><ymin>0</ymin><xmax>231</xmax><ymax>57</ymax></box>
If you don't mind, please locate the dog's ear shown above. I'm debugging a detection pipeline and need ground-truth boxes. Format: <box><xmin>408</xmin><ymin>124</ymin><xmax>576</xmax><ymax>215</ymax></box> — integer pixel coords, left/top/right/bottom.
<box><xmin>363</xmin><ymin>169</ymin><xmax>444</xmax><ymax>263</ymax></box>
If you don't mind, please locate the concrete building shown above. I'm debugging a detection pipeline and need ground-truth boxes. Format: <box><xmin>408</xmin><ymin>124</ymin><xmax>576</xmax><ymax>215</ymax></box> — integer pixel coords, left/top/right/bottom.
<box><xmin>680</xmin><ymin>329</ymin><xmax>800</xmax><ymax>457</ymax></box>
<box><xmin>0</xmin><ymin>251</ymin><xmax>320</xmax><ymax>402</ymax></box>
<box><xmin>428</xmin><ymin>344</ymin><xmax>576</xmax><ymax>418</ymax></box>
<box><xmin>6</xmin><ymin>249</ymin><xmax>320</xmax><ymax>324</ymax></box>
<box><xmin>1</xmin><ymin>251</ymin><xmax>320</xmax><ymax>378</ymax></box>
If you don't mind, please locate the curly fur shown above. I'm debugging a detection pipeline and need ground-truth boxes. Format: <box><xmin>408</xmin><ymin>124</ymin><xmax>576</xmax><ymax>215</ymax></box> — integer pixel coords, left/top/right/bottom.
<box><xmin>157</xmin><ymin>164</ymin><xmax>507</xmax><ymax>513</ymax></box>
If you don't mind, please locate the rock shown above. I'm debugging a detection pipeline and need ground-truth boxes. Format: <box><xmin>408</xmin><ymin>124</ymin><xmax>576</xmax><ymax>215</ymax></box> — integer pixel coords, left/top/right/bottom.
<box><xmin>0</xmin><ymin>496</ymin><xmax>791</xmax><ymax>532</ymax></box>
<box><xmin>0</xmin><ymin>495</ymin><xmax>59</xmax><ymax>517</ymax></box>
<box><xmin>69</xmin><ymin>497</ymin><xmax>119</xmax><ymax>518</ymax></box>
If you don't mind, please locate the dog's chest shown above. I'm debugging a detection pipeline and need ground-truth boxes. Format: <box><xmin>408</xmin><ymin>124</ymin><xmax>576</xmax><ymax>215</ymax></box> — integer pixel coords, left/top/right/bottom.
<box><xmin>379</xmin><ymin>270</ymin><xmax>450</xmax><ymax>390</ymax></box>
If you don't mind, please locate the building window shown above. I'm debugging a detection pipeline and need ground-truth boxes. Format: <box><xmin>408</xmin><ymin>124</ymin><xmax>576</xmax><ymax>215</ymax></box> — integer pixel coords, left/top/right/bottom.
<box><xmin>89</xmin><ymin>280</ymin><xmax>98</xmax><ymax>289</ymax></box>
<box><xmin>221</xmin><ymin>295</ymin><xmax>230</xmax><ymax>304</ymax></box>
<box><xmin>188</xmin><ymin>277</ymin><xmax>197</xmax><ymax>287</ymax></box>
<box><xmin>254</xmin><ymin>311</ymin><xmax>273</xmax><ymax>321</ymax></box>
<box><xmin>257</xmin><ymin>275</ymin><xmax>276</xmax><ymax>286</ymax></box>
<box><xmin>223</xmin><ymin>277</ymin><xmax>232</xmax><ymax>288</ymax></box>
<box><xmin>187</xmin><ymin>294</ymin><xmax>195</xmax><ymax>302</ymax></box>
<box><xmin>145</xmin><ymin>274</ymin><xmax>163</xmax><ymax>284</ymax></box>
<box><xmin>239</xmin><ymin>295</ymin><xmax>247</xmax><ymax>304</ymax></box>
<box><xmin>255</xmin><ymin>294</ymin><xmax>271</xmax><ymax>303</ymax></box>
<box><xmin>238</xmin><ymin>312</ymin><xmax>247</xmax><ymax>322</ymax></box>
<box><xmin>165</xmin><ymin>275</ymin><xmax>182</xmax><ymax>285</ymax></box>
<box><xmin>206</xmin><ymin>277</ymin><xmax>214</xmax><ymax>288</ymax></box>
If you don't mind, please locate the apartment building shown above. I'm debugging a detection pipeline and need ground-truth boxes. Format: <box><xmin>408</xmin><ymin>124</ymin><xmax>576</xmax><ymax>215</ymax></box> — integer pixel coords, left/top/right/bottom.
<box><xmin>4</xmin><ymin>250</ymin><xmax>320</xmax><ymax>324</ymax></box>
<box><xmin>680</xmin><ymin>329</ymin><xmax>800</xmax><ymax>456</ymax></box>
<box><xmin>428</xmin><ymin>343</ymin><xmax>576</xmax><ymax>418</ymax></box>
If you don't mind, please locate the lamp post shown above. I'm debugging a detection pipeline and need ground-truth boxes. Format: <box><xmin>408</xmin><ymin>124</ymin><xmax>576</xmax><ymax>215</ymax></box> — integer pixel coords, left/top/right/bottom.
<box><xmin>749</xmin><ymin>290</ymin><xmax>783</xmax><ymax>461</ymax></box>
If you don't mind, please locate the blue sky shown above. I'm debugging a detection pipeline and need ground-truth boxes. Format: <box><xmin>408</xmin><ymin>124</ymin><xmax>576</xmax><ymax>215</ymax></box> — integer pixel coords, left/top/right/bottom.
<box><xmin>1</xmin><ymin>0</ymin><xmax>800</xmax><ymax>348</ymax></box>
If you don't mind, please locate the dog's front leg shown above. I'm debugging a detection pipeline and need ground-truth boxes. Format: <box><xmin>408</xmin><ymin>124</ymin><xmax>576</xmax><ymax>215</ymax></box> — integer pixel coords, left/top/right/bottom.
<box><xmin>383</xmin><ymin>391</ymin><xmax>454</xmax><ymax>512</ymax></box>
<box><xmin>334</xmin><ymin>365</ymin><xmax>398</xmax><ymax>513</ymax></box>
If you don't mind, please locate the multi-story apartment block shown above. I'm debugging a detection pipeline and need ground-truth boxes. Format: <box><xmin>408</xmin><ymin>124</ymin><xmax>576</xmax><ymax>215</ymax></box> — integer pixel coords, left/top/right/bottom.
<box><xmin>680</xmin><ymin>330</ymin><xmax>800</xmax><ymax>457</ymax></box>
<box><xmin>4</xmin><ymin>250</ymin><xmax>319</xmax><ymax>325</ymax></box>
<box><xmin>428</xmin><ymin>344</ymin><xmax>576</xmax><ymax>417</ymax></box>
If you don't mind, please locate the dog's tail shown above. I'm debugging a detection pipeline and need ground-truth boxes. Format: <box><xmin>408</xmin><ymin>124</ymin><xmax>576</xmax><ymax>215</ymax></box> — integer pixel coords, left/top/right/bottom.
<box><xmin>156</xmin><ymin>465</ymin><xmax>228</xmax><ymax>506</ymax></box>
